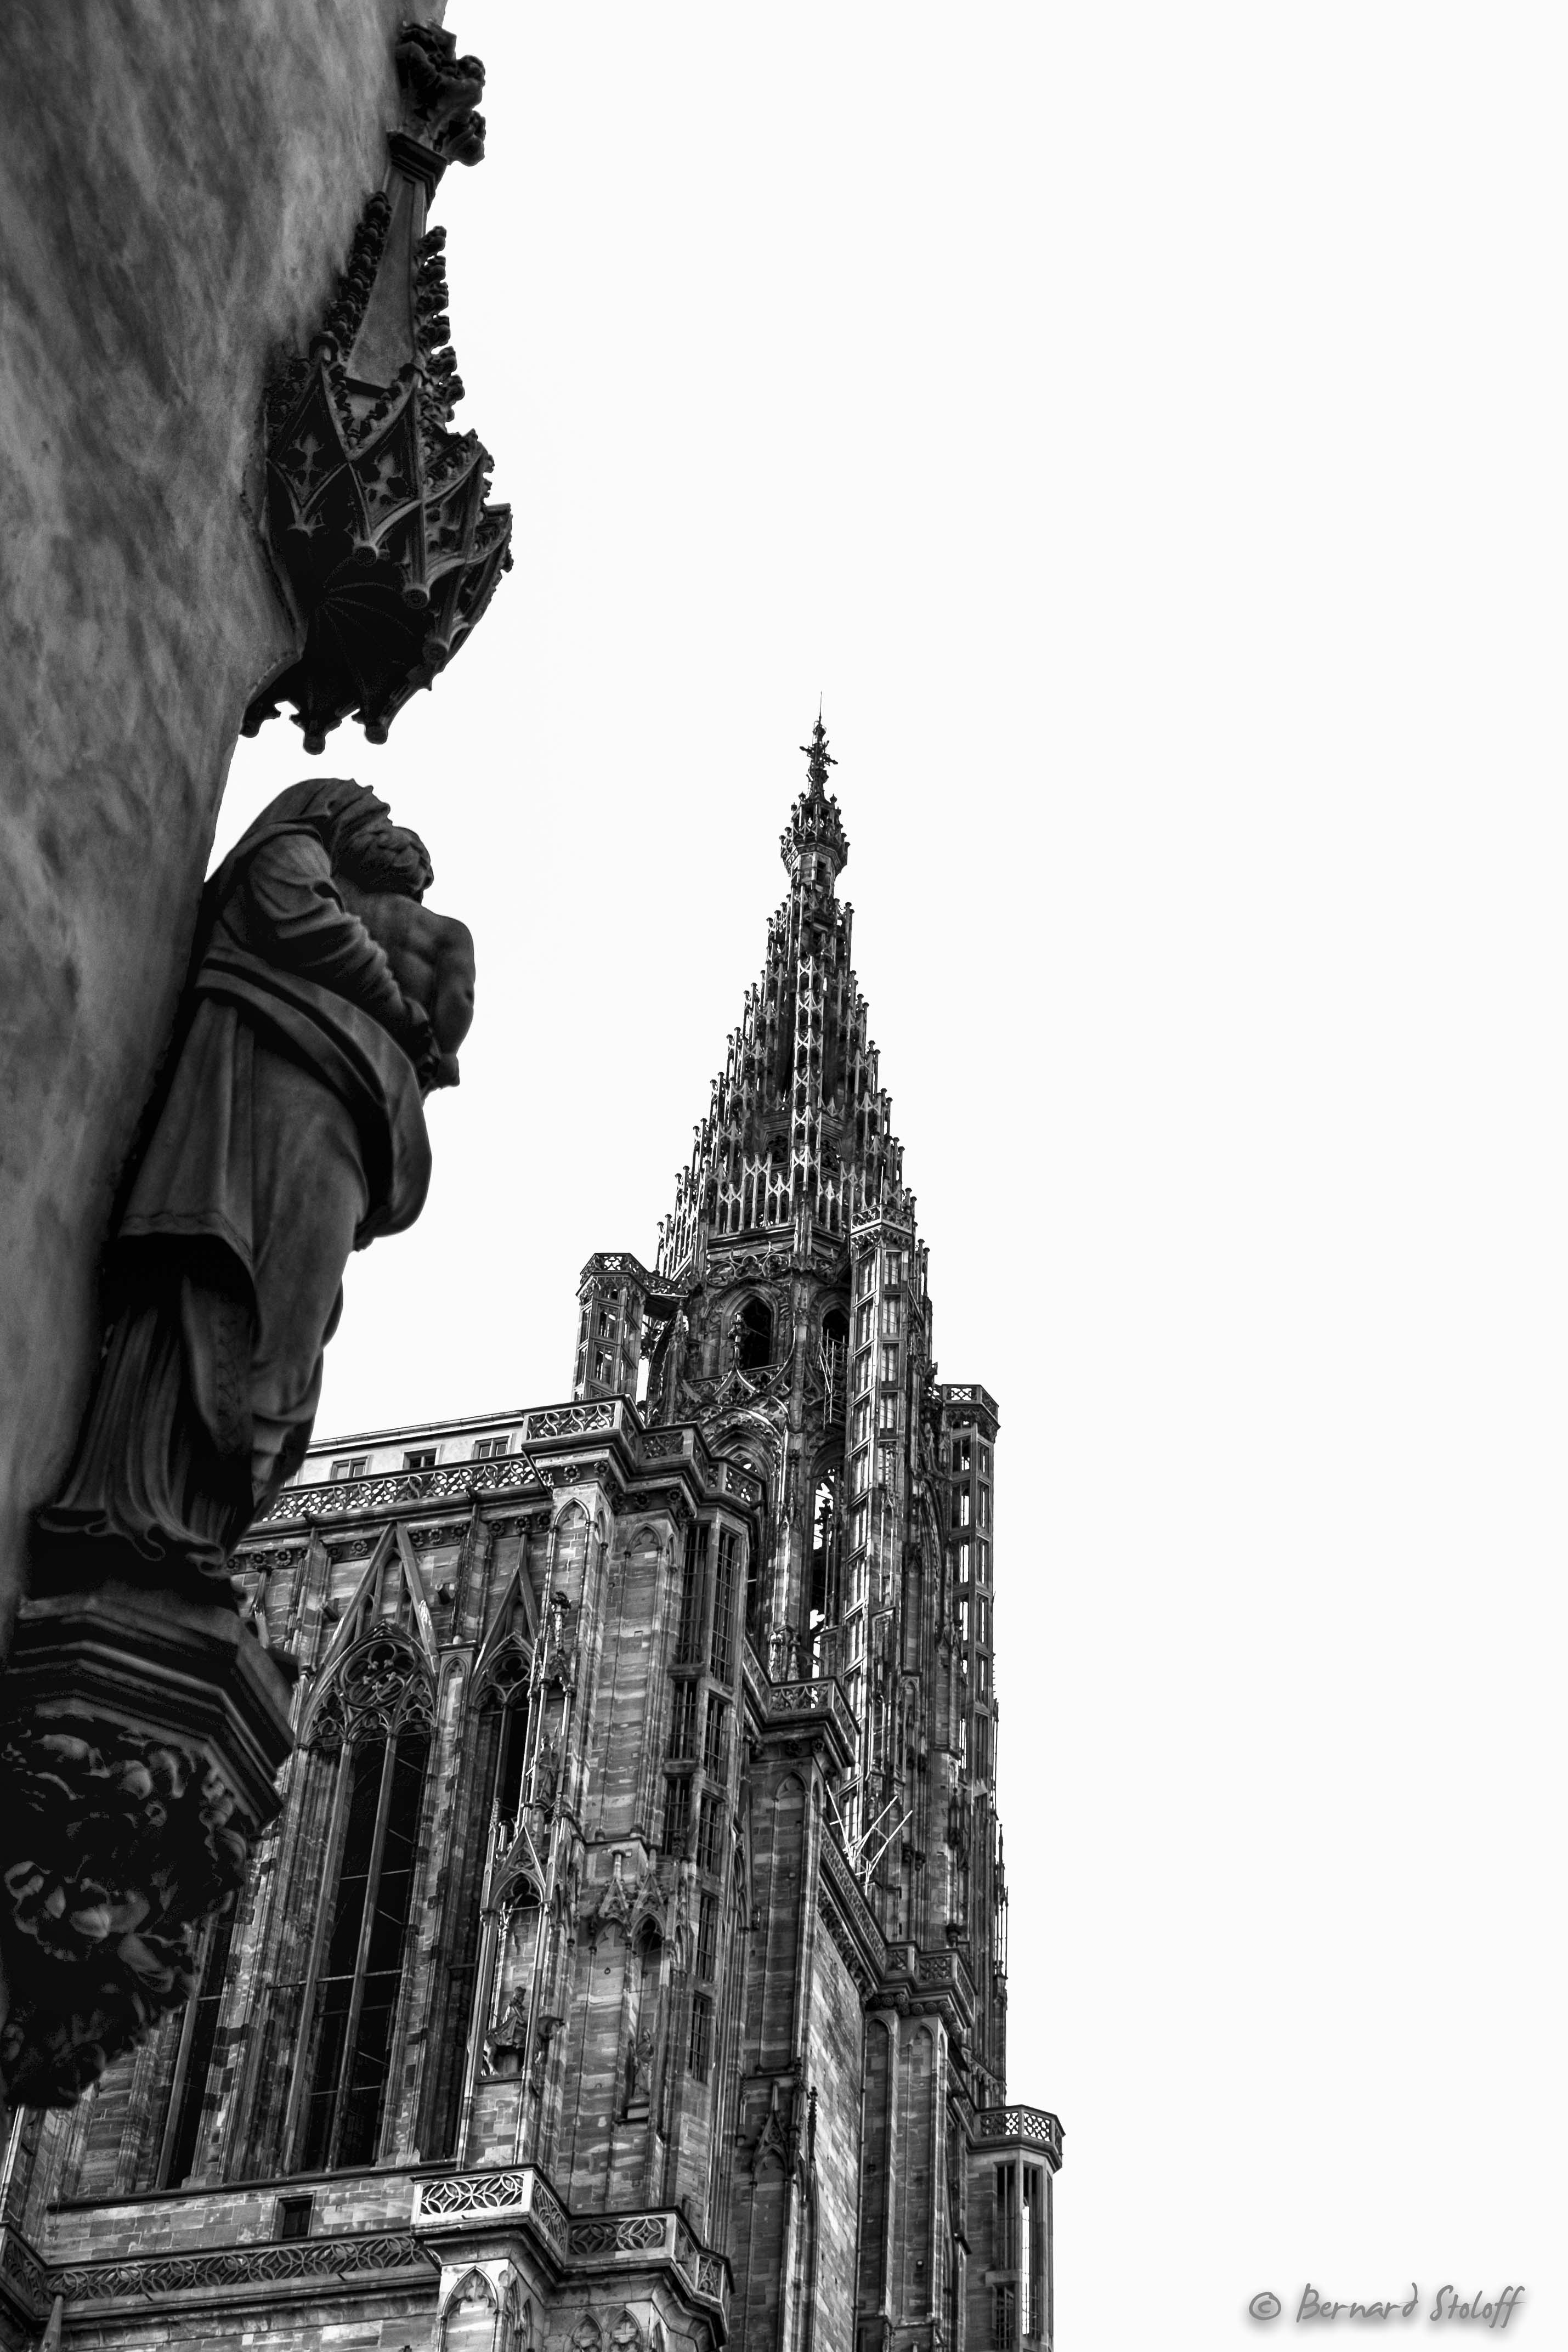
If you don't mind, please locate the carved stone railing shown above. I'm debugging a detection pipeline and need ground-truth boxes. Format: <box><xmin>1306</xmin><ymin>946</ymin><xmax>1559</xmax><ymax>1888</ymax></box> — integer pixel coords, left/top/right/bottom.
<box><xmin>971</xmin><ymin>2105</ymin><xmax>1065</xmax><ymax>2169</ymax></box>
<box><xmin>252</xmin><ymin>1453</ymin><xmax>543</xmax><ymax>1527</ymax></box>
<box><xmin>569</xmin><ymin>2214</ymin><xmax>667</xmax><ymax>2257</ymax></box>
<box><xmin>642</xmin><ymin>1429</ymin><xmax>760</xmax><ymax>1509</ymax></box>
<box><xmin>915</xmin><ymin>1946</ymin><xmax>977</xmax><ymax>2014</ymax></box>
<box><xmin>523</xmin><ymin>1400</ymin><xmax>624</xmax><ymax>1443</ymax></box>
<box><xmin>414</xmin><ymin>2173</ymin><xmax>729</xmax><ymax>2322</ymax></box>
<box><xmin>252</xmin><ymin>1400</ymin><xmax>631</xmax><ymax>1527</ymax></box>
<box><xmin>416</xmin><ymin>2164</ymin><xmax>569</xmax><ymax>2262</ymax></box>
<box><xmin>938</xmin><ymin>1381</ymin><xmax>999</xmax><ymax>1432</ymax></box>
<box><xmin>673</xmin><ymin>2210</ymin><xmax>732</xmax><ymax>2310</ymax></box>
<box><xmin>763</xmin><ymin>1675</ymin><xmax>858</xmax><ymax>1766</ymax></box>
<box><xmin>639</xmin><ymin>1426</ymin><xmax>695</xmax><ymax>1464</ymax></box>
<box><xmin>253</xmin><ymin>1398</ymin><xmax>762</xmax><ymax>1531</ymax></box>
<box><xmin>46</xmin><ymin>2231</ymin><xmax>436</xmax><ymax>2307</ymax></box>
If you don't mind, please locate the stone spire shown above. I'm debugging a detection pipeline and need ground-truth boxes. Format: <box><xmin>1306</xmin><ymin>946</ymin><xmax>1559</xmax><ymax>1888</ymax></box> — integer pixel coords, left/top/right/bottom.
<box><xmin>656</xmin><ymin>724</ymin><xmax>906</xmax><ymax>1282</ymax></box>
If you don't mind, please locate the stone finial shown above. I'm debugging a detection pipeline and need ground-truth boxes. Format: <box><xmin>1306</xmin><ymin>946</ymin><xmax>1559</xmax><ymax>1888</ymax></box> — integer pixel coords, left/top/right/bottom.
<box><xmin>780</xmin><ymin>715</ymin><xmax>849</xmax><ymax>884</ymax></box>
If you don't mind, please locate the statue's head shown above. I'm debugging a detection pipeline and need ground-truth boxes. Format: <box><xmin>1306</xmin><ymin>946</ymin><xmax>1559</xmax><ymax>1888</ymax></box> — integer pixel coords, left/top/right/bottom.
<box><xmin>218</xmin><ymin>778</ymin><xmax>434</xmax><ymax>912</ymax></box>
<box><xmin>333</xmin><ymin>810</ymin><xmax>434</xmax><ymax>901</ymax></box>
<box><xmin>255</xmin><ymin>776</ymin><xmax>390</xmax><ymax>850</ymax></box>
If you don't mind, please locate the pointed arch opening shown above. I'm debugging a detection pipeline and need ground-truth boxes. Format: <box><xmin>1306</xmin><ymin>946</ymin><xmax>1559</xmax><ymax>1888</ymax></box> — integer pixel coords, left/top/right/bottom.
<box><xmin>735</xmin><ymin>1295</ymin><xmax>773</xmax><ymax>1372</ymax></box>
<box><xmin>808</xmin><ymin>1468</ymin><xmax>844</xmax><ymax>1672</ymax></box>
<box><xmin>292</xmin><ymin>1629</ymin><xmax>433</xmax><ymax>2175</ymax></box>
<box><xmin>440</xmin><ymin>2266</ymin><xmax>501</xmax><ymax>2352</ymax></box>
<box><xmin>299</xmin><ymin>1703</ymin><xmax>431</xmax><ymax>2170</ymax></box>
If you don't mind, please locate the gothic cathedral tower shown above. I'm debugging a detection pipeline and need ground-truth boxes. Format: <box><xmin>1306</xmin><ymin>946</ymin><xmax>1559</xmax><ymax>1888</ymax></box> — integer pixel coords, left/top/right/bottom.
<box><xmin>571</xmin><ymin>723</ymin><xmax>1057</xmax><ymax>2352</ymax></box>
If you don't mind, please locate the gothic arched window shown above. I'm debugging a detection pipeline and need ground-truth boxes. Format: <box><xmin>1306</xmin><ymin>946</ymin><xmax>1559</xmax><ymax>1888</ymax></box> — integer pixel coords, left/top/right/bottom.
<box><xmin>420</xmin><ymin>1631</ymin><xmax>534</xmax><ymax>2160</ymax></box>
<box><xmin>296</xmin><ymin>1634</ymin><xmax>433</xmax><ymax>2173</ymax></box>
<box><xmin>735</xmin><ymin>1296</ymin><xmax>773</xmax><ymax>1372</ymax></box>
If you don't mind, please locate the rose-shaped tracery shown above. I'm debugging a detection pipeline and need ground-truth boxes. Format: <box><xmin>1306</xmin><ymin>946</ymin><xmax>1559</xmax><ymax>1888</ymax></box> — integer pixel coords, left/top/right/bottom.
<box><xmin>309</xmin><ymin>1631</ymin><xmax>433</xmax><ymax>1752</ymax></box>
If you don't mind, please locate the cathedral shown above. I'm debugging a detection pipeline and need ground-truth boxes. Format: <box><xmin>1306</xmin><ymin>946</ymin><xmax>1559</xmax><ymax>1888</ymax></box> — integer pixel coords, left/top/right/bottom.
<box><xmin>0</xmin><ymin>729</ymin><xmax>1061</xmax><ymax>2352</ymax></box>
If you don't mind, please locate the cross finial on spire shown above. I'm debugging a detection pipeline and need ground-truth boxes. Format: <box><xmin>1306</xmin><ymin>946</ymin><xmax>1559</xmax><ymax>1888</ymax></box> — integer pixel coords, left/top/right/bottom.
<box><xmin>801</xmin><ymin>713</ymin><xmax>837</xmax><ymax>795</ymax></box>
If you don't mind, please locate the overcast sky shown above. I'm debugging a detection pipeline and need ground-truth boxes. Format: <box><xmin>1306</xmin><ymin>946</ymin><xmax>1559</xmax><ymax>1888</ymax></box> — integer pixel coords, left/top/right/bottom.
<box><xmin>217</xmin><ymin>8</ymin><xmax>1567</xmax><ymax>2344</ymax></box>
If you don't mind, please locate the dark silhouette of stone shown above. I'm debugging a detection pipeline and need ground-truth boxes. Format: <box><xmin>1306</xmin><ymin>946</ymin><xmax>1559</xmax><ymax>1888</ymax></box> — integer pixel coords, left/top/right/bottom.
<box><xmin>3</xmin><ymin>776</ymin><xmax>472</xmax><ymax>2104</ymax></box>
<box><xmin>242</xmin><ymin>24</ymin><xmax>512</xmax><ymax>754</ymax></box>
<box><xmin>33</xmin><ymin>776</ymin><xmax>471</xmax><ymax>1598</ymax></box>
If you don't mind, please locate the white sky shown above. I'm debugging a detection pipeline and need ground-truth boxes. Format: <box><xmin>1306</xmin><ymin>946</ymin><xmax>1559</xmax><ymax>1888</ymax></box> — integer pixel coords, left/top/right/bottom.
<box><xmin>216</xmin><ymin>8</ymin><xmax>1567</xmax><ymax>2343</ymax></box>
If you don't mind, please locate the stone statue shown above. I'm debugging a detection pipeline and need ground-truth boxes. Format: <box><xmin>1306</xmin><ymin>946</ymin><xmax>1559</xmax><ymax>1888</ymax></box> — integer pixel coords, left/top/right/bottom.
<box><xmin>630</xmin><ymin>2021</ymin><xmax>657</xmax><ymax>2106</ymax></box>
<box><xmin>34</xmin><ymin>778</ymin><xmax>474</xmax><ymax>1597</ymax></box>
<box><xmin>485</xmin><ymin>1984</ymin><xmax>529</xmax><ymax>2074</ymax></box>
<box><xmin>530</xmin><ymin>1731</ymin><xmax>559</xmax><ymax>1810</ymax></box>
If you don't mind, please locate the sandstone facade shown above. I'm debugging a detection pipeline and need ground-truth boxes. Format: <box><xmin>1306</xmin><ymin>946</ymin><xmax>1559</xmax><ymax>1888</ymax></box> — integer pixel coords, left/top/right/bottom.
<box><xmin>0</xmin><ymin>740</ymin><xmax>1061</xmax><ymax>2351</ymax></box>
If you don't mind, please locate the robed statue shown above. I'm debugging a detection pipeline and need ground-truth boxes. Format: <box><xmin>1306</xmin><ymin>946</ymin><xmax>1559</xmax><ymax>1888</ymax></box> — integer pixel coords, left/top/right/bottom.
<box><xmin>34</xmin><ymin>777</ymin><xmax>475</xmax><ymax>1596</ymax></box>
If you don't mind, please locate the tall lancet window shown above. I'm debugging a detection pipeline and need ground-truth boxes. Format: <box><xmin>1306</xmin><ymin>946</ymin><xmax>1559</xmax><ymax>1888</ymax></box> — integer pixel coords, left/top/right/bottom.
<box><xmin>296</xmin><ymin>1631</ymin><xmax>433</xmax><ymax>2173</ymax></box>
<box><xmin>735</xmin><ymin>1295</ymin><xmax>773</xmax><ymax>1371</ymax></box>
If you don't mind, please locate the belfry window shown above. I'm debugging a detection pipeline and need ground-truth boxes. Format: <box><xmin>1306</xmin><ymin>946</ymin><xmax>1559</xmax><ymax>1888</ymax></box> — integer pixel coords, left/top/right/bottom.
<box><xmin>711</xmin><ymin>1530</ymin><xmax>738</xmax><ymax>1678</ymax></box>
<box><xmin>674</xmin><ymin>1524</ymin><xmax>705</xmax><ymax>1661</ymax></box>
<box><xmin>735</xmin><ymin>1297</ymin><xmax>773</xmax><ymax>1371</ymax></box>
<box><xmin>668</xmin><ymin>1680</ymin><xmax>698</xmax><ymax>1761</ymax></box>
<box><xmin>663</xmin><ymin>1774</ymin><xmax>693</xmax><ymax>1857</ymax></box>
<box><xmin>808</xmin><ymin>1475</ymin><xmax>842</xmax><ymax>1635</ymax></box>
<box><xmin>687</xmin><ymin>1993</ymin><xmax>714</xmax><ymax>2079</ymax></box>
<box><xmin>696</xmin><ymin>1891</ymin><xmax>718</xmax><ymax>1980</ymax></box>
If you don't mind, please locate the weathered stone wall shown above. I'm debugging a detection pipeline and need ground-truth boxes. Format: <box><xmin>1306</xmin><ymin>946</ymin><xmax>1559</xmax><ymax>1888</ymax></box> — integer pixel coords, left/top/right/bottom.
<box><xmin>801</xmin><ymin>1915</ymin><xmax>865</xmax><ymax>2352</ymax></box>
<box><xmin>0</xmin><ymin>0</ymin><xmax>426</xmax><ymax>1650</ymax></box>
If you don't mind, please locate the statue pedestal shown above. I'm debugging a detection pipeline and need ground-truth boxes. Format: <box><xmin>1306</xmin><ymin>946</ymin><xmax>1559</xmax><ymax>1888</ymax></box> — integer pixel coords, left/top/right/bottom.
<box><xmin>0</xmin><ymin>1578</ymin><xmax>293</xmax><ymax>2105</ymax></box>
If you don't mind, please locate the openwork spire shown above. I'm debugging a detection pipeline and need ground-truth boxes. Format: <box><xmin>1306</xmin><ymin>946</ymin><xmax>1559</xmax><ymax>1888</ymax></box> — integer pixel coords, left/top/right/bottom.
<box><xmin>659</xmin><ymin>728</ymin><xmax>907</xmax><ymax>1279</ymax></box>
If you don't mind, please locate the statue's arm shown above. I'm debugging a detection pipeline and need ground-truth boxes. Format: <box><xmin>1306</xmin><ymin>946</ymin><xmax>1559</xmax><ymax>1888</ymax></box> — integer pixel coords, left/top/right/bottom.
<box><xmin>240</xmin><ymin>835</ymin><xmax>421</xmax><ymax>1041</ymax></box>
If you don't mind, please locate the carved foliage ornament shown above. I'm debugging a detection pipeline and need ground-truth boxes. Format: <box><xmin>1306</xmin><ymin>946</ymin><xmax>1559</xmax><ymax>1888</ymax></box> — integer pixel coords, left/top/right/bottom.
<box><xmin>0</xmin><ymin>1720</ymin><xmax>255</xmax><ymax>2106</ymax></box>
<box><xmin>245</xmin><ymin>23</ymin><xmax>511</xmax><ymax>754</ymax></box>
